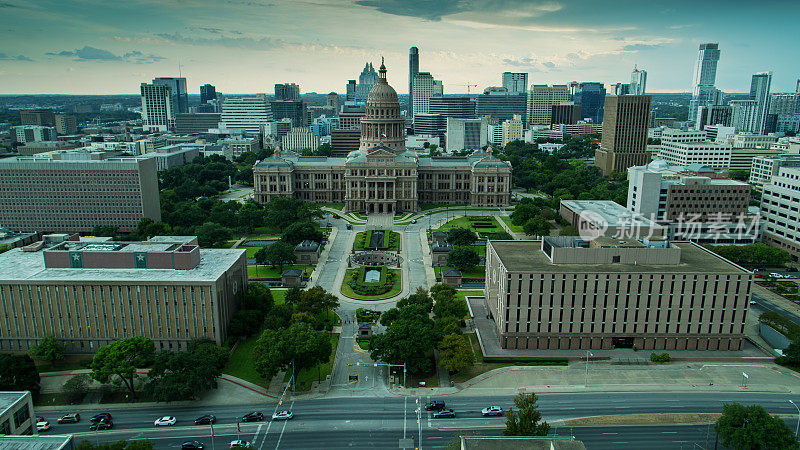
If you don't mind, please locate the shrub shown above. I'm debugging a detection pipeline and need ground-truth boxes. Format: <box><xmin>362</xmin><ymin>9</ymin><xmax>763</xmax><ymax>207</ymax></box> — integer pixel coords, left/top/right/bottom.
<box><xmin>760</xmin><ymin>311</ymin><xmax>800</xmax><ymax>340</ymax></box>
<box><xmin>347</xmin><ymin>267</ymin><xmax>396</xmax><ymax>296</ymax></box>
<box><xmin>650</xmin><ymin>352</ymin><xmax>671</xmax><ymax>363</ymax></box>
<box><xmin>62</xmin><ymin>374</ymin><xmax>91</xmax><ymax>404</ymax></box>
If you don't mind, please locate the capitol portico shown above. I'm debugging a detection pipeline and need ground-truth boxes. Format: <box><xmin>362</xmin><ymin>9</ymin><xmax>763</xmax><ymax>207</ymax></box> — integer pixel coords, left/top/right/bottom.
<box><xmin>253</xmin><ymin>61</ymin><xmax>512</xmax><ymax>213</ymax></box>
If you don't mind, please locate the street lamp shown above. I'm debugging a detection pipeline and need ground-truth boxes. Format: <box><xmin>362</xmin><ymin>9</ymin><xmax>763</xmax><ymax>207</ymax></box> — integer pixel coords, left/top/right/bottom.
<box><xmin>789</xmin><ymin>400</ymin><xmax>800</xmax><ymax>437</ymax></box>
<box><xmin>584</xmin><ymin>351</ymin><xmax>593</xmax><ymax>387</ymax></box>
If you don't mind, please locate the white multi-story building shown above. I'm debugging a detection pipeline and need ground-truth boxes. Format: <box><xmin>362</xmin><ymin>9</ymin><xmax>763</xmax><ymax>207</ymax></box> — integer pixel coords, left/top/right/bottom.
<box><xmin>13</xmin><ymin>125</ymin><xmax>57</xmax><ymax>143</ymax></box>
<box><xmin>220</xmin><ymin>137</ymin><xmax>259</xmax><ymax>159</ymax></box>
<box><xmin>526</xmin><ymin>85</ymin><xmax>570</xmax><ymax>125</ymax></box>
<box><xmin>657</xmin><ymin>128</ymin><xmax>731</xmax><ymax>169</ymax></box>
<box><xmin>731</xmin><ymin>133</ymin><xmax>779</xmax><ymax>149</ymax></box>
<box><xmin>524</xmin><ymin>128</ymin><xmax>564</xmax><ymax>142</ymax></box>
<box><xmin>488</xmin><ymin>124</ymin><xmax>503</xmax><ymax>145</ymax></box>
<box><xmin>445</xmin><ymin>117</ymin><xmax>488</xmax><ymax>151</ymax></box>
<box><xmin>630</xmin><ymin>66</ymin><xmax>647</xmax><ymax>95</ymax></box>
<box><xmin>140</xmin><ymin>83</ymin><xmax>174</xmax><ymax>132</ymax></box>
<box><xmin>761</xmin><ymin>166</ymin><xmax>800</xmax><ymax>260</ymax></box>
<box><xmin>281</xmin><ymin>127</ymin><xmax>320</xmax><ymax>152</ymax></box>
<box><xmin>220</xmin><ymin>95</ymin><xmax>274</xmax><ymax>134</ymax></box>
<box><xmin>750</xmin><ymin>154</ymin><xmax>800</xmax><ymax>189</ymax></box>
<box><xmin>501</xmin><ymin>114</ymin><xmax>524</xmax><ymax>146</ymax></box>
<box><xmin>730</xmin><ymin>100</ymin><xmax>759</xmax><ymax>133</ymax></box>
<box><xmin>502</xmin><ymin>72</ymin><xmax>528</xmax><ymax>95</ymax></box>
<box><xmin>704</xmin><ymin>125</ymin><xmax>735</xmax><ymax>142</ymax></box>
<box><xmin>412</xmin><ymin>72</ymin><xmax>435</xmax><ymax>117</ymax></box>
<box><xmin>551</xmin><ymin>122</ymin><xmax>603</xmax><ymax>135</ymax></box>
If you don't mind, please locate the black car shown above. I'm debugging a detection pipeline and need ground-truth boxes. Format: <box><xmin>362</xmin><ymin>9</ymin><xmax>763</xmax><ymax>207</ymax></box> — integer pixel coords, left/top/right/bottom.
<box><xmin>57</xmin><ymin>413</ymin><xmax>80</xmax><ymax>424</ymax></box>
<box><xmin>181</xmin><ymin>441</ymin><xmax>205</xmax><ymax>450</ymax></box>
<box><xmin>241</xmin><ymin>411</ymin><xmax>264</xmax><ymax>422</ymax></box>
<box><xmin>194</xmin><ymin>414</ymin><xmax>216</xmax><ymax>425</ymax></box>
<box><xmin>432</xmin><ymin>409</ymin><xmax>456</xmax><ymax>419</ymax></box>
<box><xmin>89</xmin><ymin>420</ymin><xmax>113</xmax><ymax>431</ymax></box>
<box><xmin>424</xmin><ymin>401</ymin><xmax>445</xmax><ymax>411</ymax></box>
<box><xmin>90</xmin><ymin>413</ymin><xmax>112</xmax><ymax>423</ymax></box>
<box><xmin>346</xmin><ymin>223</ymin><xmax>352</xmax><ymax>230</ymax></box>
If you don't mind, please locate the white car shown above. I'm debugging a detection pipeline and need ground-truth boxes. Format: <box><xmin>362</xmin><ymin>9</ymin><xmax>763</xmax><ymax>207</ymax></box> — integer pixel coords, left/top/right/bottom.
<box><xmin>230</xmin><ymin>440</ymin><xmax>252</xmax><ymax>449</ymax></box>
<box><xmin>770</xmin><ymin>272</ymin><xmax>784</xmax><ymax>278</ymax></box>
<box><xmin>271</xmin><ymin>410</ymin><xmax>293</xmax><ymax>420</ymax></box>
<box><xmin>36</xmin><ymin>420</ymin><xmax>51</xmax><ymax>432</ymax></box>
<box><xmin>749</xmin><ymin>300</ymin><xmax>758</xmax><ymax>305</ymax></box>
<box><xmin>154</xmin><ymin>416</ymin><xmax>177</xmax><ymax>426</ymax></box>
<box><xmin>481</xmin><ymin>406</ymin><xmax>504</xmax><ymax>417</ymax></box>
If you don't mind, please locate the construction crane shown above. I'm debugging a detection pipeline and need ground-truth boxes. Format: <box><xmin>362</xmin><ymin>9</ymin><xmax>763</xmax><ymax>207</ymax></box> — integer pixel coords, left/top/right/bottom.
<box><xmin>460</xmin><ymin>83</ymin><xmax>478</xmax><ymax>94</ymax></box>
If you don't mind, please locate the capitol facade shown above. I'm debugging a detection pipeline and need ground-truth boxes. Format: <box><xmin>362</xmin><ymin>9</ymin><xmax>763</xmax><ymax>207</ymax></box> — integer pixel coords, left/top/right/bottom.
<box><xmin>253</xmin><ymin>62</ymin><xmax>512</xmax><ymax>213</ymax></box>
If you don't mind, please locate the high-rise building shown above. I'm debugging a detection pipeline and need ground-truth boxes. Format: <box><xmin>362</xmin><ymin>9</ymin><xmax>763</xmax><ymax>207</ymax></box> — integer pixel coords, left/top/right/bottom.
<box><xmin>474</xmin><ymin>93</ymin><xmax>528</xmax><ymax>123</ymax></box>
<box><xmin>19</xmin><ymin>109</ymin><xmax>55</xmax><ymax>127</ymax></box>
<box><xmin>688</xmin><ymin>43</ymin><xmax>721</xmax><ymax>122</ymax></box>
<box><xmin>429</xmin><ymin>97</ymin><xmax>475</xmax><ymax>119</ymax></box>
<box><xmin>412</xmin><ymin>113</ymin><xmax>446</xmax><ymax>144</ymax></box>
<box><xmin>630</xmin><ymin>66</ymin><xmax>647</xmax><ymax>95</ymax></box>
<box><xmin>274</xmin><ymin>83</ymin><xmax>301</xmax><ymax>101</ymax></box>
<box><xmin>200</xmin><ymin>84</ymin><xmax>217</xmax><ymax>104</ymax></box>
<box><xmin>0</xmin><ymin>154</ymin><xmax>160</xmax><ymax>233</ymax></box>
<box><xmin>696</xmin><ymin>105</ymin><xmax>732</xmax><ymax>130</ymax></box>
<box><xmin>656</xmin><ymin>129</ymin><xmax>732</xmax><ymax>169</ymax></box>
<box><xmin>409</xmin><ymin>46</ymin><xmax>419</xmax><ymax>117</ymax></box>
<box><xmin>140</xmin><ymin>82</ymin><xmax>175</xmax><ymax>132</ymax></box>
<box><xmin>749</xmin><ymin>71</ymin><xmax>773</xmax><ymax>135</ymax></box>
<box><xmin>445</xmin><ymin>117</ymin><xmax>488</xmax><ymax>151</ymax></box>
<box><xmin>730</xmin><ymin>100</ymin><xmax>758</xmax><ymax>133</ymax></box>
<box><xmin>326</xmin><ymin>92</ymin><xmax>340</xmax><ymax>114</ymax></box>
<box><xmin>594</xmin><ymin>95</ymin><xmax>652</xmax><ymax>175</ymax></box>
<box><xmin>270</xmin><ymin>100</ymin><xmax>305</xmax><ymax>127</ymax></box>
<box><xmin>610</xmin><ymin>82</ymin><xmax>630</xmax><ymax>96</ymax></box>
<box><xmin>346</xmin><ymin>80</ymin><xmax>357</xmax><ymax>102</ymax></box>
<box><xmin>412</xmin><ymin>72</ymin><xmax>435</xmax><ymax>118</ymax></box>
<box><xmin>761</xmin><ymin>167</ymin><xmax>800</xmax><ymax>260</ymax></box>
<box><xmin>339</xmin><ymin>102</ymin><xmax>366</xmax><ymax>129</ymax></box>
<box><xmin>330</xmin><ymin>129</ymin><xmax>361</xmax><ymax>157</ymax></box>
<box><xmin>175</xmin><ymin>113</ymin><xmax>221</xmax><ymax>134</ymax></box>
<box><xmin>502</xmin><ymin>114</ymin><xmax>524</xmax><ymax>146</ymax></box>
<box><xmin>355</xmin><ymin>63</ymin><xmax>378</xmax><ymax>102</ymax></box>
<box><xmin>13</xmin><ymin>125</ymin><xmax>56</xmax><ymax>143</ymax></box>
<box><xmin>551</xmin><ymin>103</ymin><xmax>581</xmax><ymax>126</ymax></box>
<box><xmin>281</xmin><ymin>127</ymin><xmax>320</xmax><ymax>152</ymax></box>
<box><xmin>219</xmin><ymin>95</ymin><xmax>274</xmax><ymax>134</ymax></box>
<box><xmin>526</xmin><ymin>85</ymin><xmax>570</xmax><ymax>125</ymax></box>
<box><xmin>54</xmin><ymin>114</ymin><xmax>77</xmax><ymax>135</ymax></box>
<box><xmin>152</xmin><ymin>77</ymin><xmax>188</xmax><ymax>114</ymax></box>
<box><xmin>433</xmin><ymin>80</ymin><xmax>444</xmax><ymax>97</ymax></box>
<box><xmin>570</xmin><ymin>82</ymin><xmax>606</xmax><ymax>123</ymax></box>
<box><xmin>502</xmin><ymin>72</ymin><xmax>528</xmax><ymax>95</ymax></box>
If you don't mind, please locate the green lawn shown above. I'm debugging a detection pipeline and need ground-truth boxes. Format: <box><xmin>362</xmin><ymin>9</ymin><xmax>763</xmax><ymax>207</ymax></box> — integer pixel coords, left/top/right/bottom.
<box><xmin>434</xmin><ymin>265</ymin><xmax>485</xmax><ymax>279</ymax></box>
<box><xmin>322</xmin><ymin>203</ymin><xmax>345</xmax><ymax>211</ymax></box>
<box><xmin>244</xmin><ymin>247</ymin><xmax>261</xmax><ymax>258</ymax></box>
<box><xmin>420</xmin><ymin>203</ymin><xmax>450</xmax><ymax>211</ymax></box>
<box><xmin>247</xmin><ymin>264</ymin><xmax>312</xmax><ymax>278</ymax></box>
<box><xmin>252</xmin><ymin>226</ymin><xmax>281</xmax><ymax>235</ymax></box>
<box><xmin>224</xmin><ymin>335</ymin><xmax>270</xmax><ymax>388</ymax></box>
<box><xmin>436</xmin><ymin>216</ymin><xmax>503</xmax><ymax>233</ymax></box>
<box><xmin>469</xmin><ymin>245</ymin><xmax>486</xmax><ymax>259</ymax></box>
<box><xmin>284</xmin><ymin>333</ymin><xmax>340</xmax><ymax>391</ymax></box>
<box><xmin>341</xmin><ymin>269</ymin><xmax>403</xmax><ymax>300</ymax></box>
<box><xmin>353</xmin><ymin>230</ymin><xmax>400</xmax><ymax>251</ymax></box>
<box><xmin>272</xmin><ymin>289</ymin><xmax>286</xmax><ymax>305</ymax></box>
<box><xmin>500</xmin><ymin>216</ymin><xmax>524</xmax><ymax>233</ymax></box>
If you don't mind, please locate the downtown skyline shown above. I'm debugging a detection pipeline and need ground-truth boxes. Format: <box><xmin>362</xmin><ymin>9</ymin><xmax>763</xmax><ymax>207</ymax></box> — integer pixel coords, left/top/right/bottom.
<box><xmin>0</xmin><ymin>0</ymin><xmax>798</xmax><ymax>95</ymax></box>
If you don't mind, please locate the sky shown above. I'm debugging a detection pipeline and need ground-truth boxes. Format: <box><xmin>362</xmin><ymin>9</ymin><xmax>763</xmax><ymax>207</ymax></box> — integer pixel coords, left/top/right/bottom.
<box><xmin>0</xmin><ymin>0</ymin><xmax>797</xmax><ymax>95</ymax></box>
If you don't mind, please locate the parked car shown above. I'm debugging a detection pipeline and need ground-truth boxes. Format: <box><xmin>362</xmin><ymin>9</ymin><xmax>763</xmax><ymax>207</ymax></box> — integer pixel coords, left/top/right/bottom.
<box><xmin>271</xmin><ymin>410</ymin><xmax>293</xmax><ymax>420</ymax></box>
<box><xmin>481</xmin><ymin>406</ymin><xmax>504</xmax><ymax>416</ymax></box>
<box><xmin>346</xmin><ymin>223</ymin><xmax>352</xmax><ymax>230</ymax></box>
<box><xmin>230</xmin><ymin>440</ymin><xmax>251</xmax><ymax>449</ymax></box>
<box><xmin>89</xmin><ymin>420</ymin><xmax>113</xmax><ymax>431</ymax></box>
<box><xmin>57</xmin><ymin>413</ymin><xmax>80</xmax><ymax>424</ymax></box>
<box><xmin>432</xmin><ymin>409</ymin><xmax>456</xmax><ymax>418</ymax></box>
<box><xmin>35</xmin><ymin>416</ymin><xmax>45</xmax><ymax>423</ymax></box>
<box><xmin>241</xmin><ymin>411</ymin><xmax>264</xmax><ymax>422</ymax></box>
<box><xmin>90</xmin><ymin>413</ymin><xmax>112</xmax><ymax>423</ymax></box>
<box><xmin>332</xmin><ymin>214</ymin><xmax>341</xmax><ymax>219</ymax></box>
<box><xmin>770</xmin><ymin>272</ymin><xmax>784</xmax><ymax>278</ymax></box>
<box><xmin>154</xmin><ymin>416</ymin><xmax>177</xmax><ymax>426</ymax></box>
<box><xmin>424</xmin><ymin>401</ymin><xmax>446</xmax><ymax>411</ymax></box>
<box><xmin>181</xmin><ymin>441</ymin><xmax>205</xmax><ymax>450</ymax></box>
<box><xmin>749</xmin><ymin>300</ymin><xmax>758</xmax><ymax>305</ymax></box>
<box><xmin>36</xmin><ymin>420</ymin><xmax>51</xmax><ymax>432</ymax></box>
<box><xmin>411</xmin><ymin>219</ymin><xmax>417</xmax><ymax>224</ymax></box>
<box><xmin>194</xmin><ymin>414</ymin><xmax>216</xmax><ymax>425</ymax></box>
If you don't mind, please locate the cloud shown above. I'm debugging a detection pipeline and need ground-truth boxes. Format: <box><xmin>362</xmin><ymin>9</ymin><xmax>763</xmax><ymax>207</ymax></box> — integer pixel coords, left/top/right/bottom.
<box><xmin>46</xmin><ymin>46</ymin><xmax>165</xmax><ymax>63</ymax></box>
<box><xmin>155</xmin><ymin>32</ymin><xmax>372</xmax><ymax>57</ymax></box>
<box><xmin>621</xmin><ymin>43</ymin><xmax>663</xmax><ymax>51</ymax></box>
<box><xmin>0</xmin><ymin>52</ymin><xmax>32</xmax><ymax>61</ymax></box>
<box><xmin>355</xmin><ymin>0</ymin><xmax>561</xmax><ymax>22</ymax></box>
<box><xmin>0</xmin><ymin>2</ymin><xmax>18</xmax><ymax>7</ymax></box>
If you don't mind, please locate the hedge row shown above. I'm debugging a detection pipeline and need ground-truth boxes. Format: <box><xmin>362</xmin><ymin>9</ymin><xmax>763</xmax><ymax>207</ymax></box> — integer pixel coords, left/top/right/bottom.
<box><xmin>347</xmin><ymin>266</ymin><xmax>397</xmax><ymax>295</ymax></box>
<box><xmin>760</xmin><ymin>311</ymin><xmax>800</xmax><ymax>341</ymax></box>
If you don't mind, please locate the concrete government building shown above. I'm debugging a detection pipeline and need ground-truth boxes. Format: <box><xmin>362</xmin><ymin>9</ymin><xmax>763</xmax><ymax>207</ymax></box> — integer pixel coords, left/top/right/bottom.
<box><xmin>485</xmin><ymin>237</ymin><xmax>751</xmax><ymax>351</ymax></box>
<box><xmin>254</xmin><ymin>61</ymin><xmax>512</xmax><ymax>213</ymax></box>
<box><xmin>0</xmin><ymin>235</ymin><xmax>246</xmax><ymax>354</ymax></box>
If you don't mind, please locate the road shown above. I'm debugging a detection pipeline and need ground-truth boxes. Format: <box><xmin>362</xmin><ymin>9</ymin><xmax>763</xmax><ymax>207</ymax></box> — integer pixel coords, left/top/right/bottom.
<box><xmin>42</xmin><ymin>392</ymin><xmax>800</xmax><ymax>449</ymax></box>
<box><xmin>751</xmin><ymin>292</ymin><xmax>800</xmax><ymax>325</ymax></box>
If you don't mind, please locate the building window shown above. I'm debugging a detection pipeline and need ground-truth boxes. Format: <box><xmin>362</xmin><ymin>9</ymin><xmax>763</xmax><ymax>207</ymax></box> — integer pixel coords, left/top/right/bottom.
<box><xmin>13</xmin><ymin>405</ymin><xmax>30</xmax><ymax>428</ymax></box>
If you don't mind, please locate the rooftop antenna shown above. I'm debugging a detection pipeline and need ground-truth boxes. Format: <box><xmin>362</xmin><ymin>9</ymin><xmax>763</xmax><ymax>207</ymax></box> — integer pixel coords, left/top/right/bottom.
<box><xmin>178</xmin><ymin>60</ymin><xmax>182</xmax><ymax>77</ymax></box>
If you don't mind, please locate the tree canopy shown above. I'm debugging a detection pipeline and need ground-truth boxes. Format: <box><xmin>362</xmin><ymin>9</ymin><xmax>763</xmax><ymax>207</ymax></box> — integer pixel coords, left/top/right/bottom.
<box><xmin>253</xmin><ymin>321</ymin><xmax>332</xmax><ymax>381</ymax></box>
<box><xmin>0</xmin><ymin>354</ymin><xmax>40</xmax><ymax>393</ymax></box>
<box><xmin>438</xmin><ymin>333</ymin><xmax>475</xmax><ymax>373</ymax></box>
<box><xmin>255</xmin><ymin>240</ymin><xmax>296</xmax><ymax>273</ymax></box>
<box><xmin>370</xmin><ymin>294</ymin><xmax>439</xmax><ymax>374</ymax></box>
<box><xmin>29</xmin><ymin>334</ymin><xmax>66</xmax><ymax>366</ymax></box>
<box><xmin>715</xmin><ymin>403</ymin><xmax>799</xmax><ymax>450</ymax></box>
<box><xmin>446</xmin><ymin>227</ymin><xmax>477</xmax><ymax>247</ymax></box>
<box><xmin>146</xmin><ymin>340</ymin><xmax>229</xmax><ymax>402</ymax></box>
<box><xmin>503</xmin><ymin>393</ymin><xmax>550</xmax><ymax>436</ymax></box>
<box><xmin>448</xmin><ymin>247</ymin><xmax>480</xmax><ymax>272</ymax></box>
<box><xmin>708</xmin><ymin>243</ymin><xmax>790</xmax><ymax>268</ymax></box>
<box><xmin>90</xmin><ymin>336</ymin><xmax>155</xmax><ymax>401</ymax></box>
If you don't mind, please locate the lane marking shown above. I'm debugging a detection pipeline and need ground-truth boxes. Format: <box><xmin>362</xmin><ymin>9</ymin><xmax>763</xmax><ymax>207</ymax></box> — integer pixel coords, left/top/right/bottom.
<box><xmin>274</xmin><ymin>401</ymin><xmax>294</xmax><ymax>449</ymax></box>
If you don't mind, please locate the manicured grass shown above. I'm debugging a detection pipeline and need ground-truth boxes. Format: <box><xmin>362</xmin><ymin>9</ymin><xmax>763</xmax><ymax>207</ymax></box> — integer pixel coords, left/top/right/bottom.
<box><xmin>244</xmin><ymin>247</ymin><xmax>261</xmax><ymax>258</ymax></box>
<box><xmin>469</xmin><ymin>245</ymin><xmax>487</xmax><ymax>260</ymax></box>
<box><xmin>500</xmin><ymin>216</ymin><xmax>524</xmax><ymax>233</ymax></box>
<box><xmin>436</xmin><ymin>216</ymin><xmax>503</xmax><ymax>233</ymax></box>
<box><xmin>247</xmin><ymin>264</ymin><xmax>312</xmax><ymax>278</ymax></box>
<box><xmin>322</xmin><ymin>203</ymin><xmax>345</xmax><ymax>211</ymax></box>
<box><xmin>34</xmin><ymin>392</ymin><xmax>74</xmax><ymax>407</ymax></box>
<box><xmin>434</xmin><ymin>265</ymin><xmax>485</xmax><ymax>279</ymax></box>
<box><xmin>356</xmin><ymin>338</ymin><xmax>371</xmax><ymax>351</ymax></box>
<box><xmin>272</xmin><ymin>289</ymin><xmax>286</xmax><ymax>305</ymax></box>
<box><xmin>353</xmin><ymin>230</ymin><xmax>400</xmax><ymax>251</ymax></box>
<box><xmin>456</xmin><ymin>289</ymin><xmax>484</xmax><ymax>318</ymax></box>
<box><xmin>420</xmin><ymin>203</ymin><xmax>450</xmax><ymax>211</ymax></box>
<box><xmin>284</xmin><ymin>333</ymin><xmax>340</xmax><ymax>391</ymax></box>
<box><xmin>224</xmin><ymin>335</ymin><xmax>270</xmax><ymax>388</ymax></box>
<box><xmin>252</xmin><ymin>226</ymin><xmax>281</xmax><ymax>235</ymax></box>
<box><xmin>341</xmin><ymin>268</ymin><xmax>403</xmax><ymax>300</ymax></box>
<box><xmin>36</xmin><ymin>362</ymin><xmax>87</xmax><ymax>373</ymax></box>
<box><xmin>220</xmin><ymin>240</ymin><xmax>238</xmax><ymax>249</ymax></box>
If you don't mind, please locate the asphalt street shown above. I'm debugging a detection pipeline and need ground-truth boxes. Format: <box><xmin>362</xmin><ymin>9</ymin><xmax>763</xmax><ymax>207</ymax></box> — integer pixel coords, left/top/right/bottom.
<box><xmin>751</xmin><ymin>292</ymin><xmax>800</xmax><ymax>325</ymax></box>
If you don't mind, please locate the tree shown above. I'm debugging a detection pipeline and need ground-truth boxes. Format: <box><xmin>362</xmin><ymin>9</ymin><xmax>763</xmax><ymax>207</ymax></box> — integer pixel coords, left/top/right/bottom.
<box><xmin>255</xmin><ymin>240</ymin><xmax>296</xmax><ymax>274</ymax></box>
<box><xmin>0</xmin><ymin>354</ymin><xmax>40</xmax><ymax>393</ymax></box>
<box><xmin>62</xmin><ymin>374</ymin><xmax>91</xmax><ymax>404</ymax></box>
<box><xmin>559</xmin><ymin>225</ymin><xmax>579</xmax><ymax>236</ymax></box>
<box><xmin>783</xmin><ymin>337</ymin><xmax>800</xmax><ymax>366</ymax></box>
<box><xmin>129</xmin><ymin>217</ymin><xmax>171</xmax><ymax>240</ymax></box>
<box><xmin>293</xmin><ymin>286</ymin><xmax>339</xmax><ymax>326</ymax></box>
<box><xmin>446</xmin><ymin>227</ymin><xmax>477</xmax><ymax>247</ymax></box>
<box><xmin>243</xmin><ymin>283</ymin><xmax>274</xmax><ymax>313</ymax></box>
<box><xmin>448</xmin><ymin>247</ymin><xmax>480</xmax><ymax>272</ymax></box>
<box><xmin>432</xmin><ymin>289</ymin><xmax>468</xmax><ymax>320</ymax></box>
<box><xmin>523</xmin><ymin>216</ymin><xmax>550</xmax><ymax>237</ymax></box>
<box><xmin>253</xmin><ymin>322</ymin><xmax>332</xmax><ymax>381</ymax></box>
<box><xmin>370</xmin><ymin>304</ymin><xmax>438</xmax><ymax>373</ymax></box>
<box><xmin>92</xmin><ymin>225</ymin><xmax>119</xmax><ymax>237</ymax></box>
<box><xmin>76</xmin><ymin>440</ymin><xmax>155</xmax><ymax>450</ymax></box>
<box><xmin>315</xmin><ymin>143</ymin><xmax>333</xmax><ymax>156</ymax></box>
<box><xmin>715</xmin><ymin>403</ymin><xmax>799</xmax><ymax>450</ymax></box>
<box><xmin>146</xmin><ymin>340</ymin><xmax>229</xmax><ymax>402</ymax></box>
<box><xmin>435</xmin><ymin>316</ymin><xmax>462</xmax><ymax>336</ymax></box>
<box><xmin>229</xmin><ymin>309</ymin><xmax>265</xmax><ymax>337</ymax></box>
<box><xmin>90</xmin><ymin>336</ymin><xmax>155</xmax><ymax>401</ymax></box>
<box><xmin>281</xmin><ymin>221</ymin><xmax>323</xmax><ymax>246</ymax></box>
<box><xmin>729</xmin><ymin>170</ymin><xmax>750</xmax><ymax>182</ymax></box>
<box><xmin>438</xmin><ymin>333</ymin><xmax>474</xmax><ymax>373</ymax></box>
<box><xmin>503</xmin><ymin>393</ymin><xmax>550</xmax><ymax>436</ymax></box>
<box><xmin>430</xmin><ymin>282</ymin><xmax>457</xmax><ymax>302</ymax></box>
<box><xmin>396</xmin><ymin>287</ymin><xmax>434</xmax><ymax>312</ymax></box>
<box><xmin>29</xmin><ymin>334</ymin><xmax>66</xmax><ymax>366</ymax></box>
<box><xmin>195</xmin><ymin>222</ymin><xmax>232</xmax><ymax>248</ymax></box>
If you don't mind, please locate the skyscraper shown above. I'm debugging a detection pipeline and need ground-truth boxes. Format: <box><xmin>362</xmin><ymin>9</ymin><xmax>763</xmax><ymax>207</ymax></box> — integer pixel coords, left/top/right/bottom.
<box><xmin>140</xmin><ymin>82</ymin><xmax>175</xmax><ymax>132</ymax></box>
<box><xmin>346</xmin><ymin>80</ymin><xmax>357</xmax><ymax>102</ymax></box>
<box><xmin>594</xmin><ymin>95</ymin><xmax>652</xmax><ymax>175</ymax></box>
<box><xmin>200</xmin><ymin>84</ymin><xmax>217</xmax><ymax>104</ymax></box>
<box><xmin>355</xmin><ymin>63</ymin><xmax>378</xmax><ymax>102</ymax></box>
<box><xmin>688</xmin><ymin>43</ymin><xmax>721</xmax><ymax>122</ymax></box>
<box><xmin>274</xmin><ymin>83</ymin><xmax>301</xmax><ymax>101</ymax></box>
<box><xmin>412</xmin><ymin>72</ymin><xmax>435</xmax><ymax>118</ymax></box>
<box><xmin>749</xmin><ymin>71</ymin><xmax>772</xmax><ymax>134</ymax></box>
<box><xmin>409</xmin><ymin>46</ymin><xmax>419</xmax><ymax>117</ymax></box>
<box><xmin>219</xmin><ymin>95</ymin><xmax>274</xmax><ymax>134</ymax></box>
<box><xmin>152</xmin><ymin>77</ymin><xmax>188</xmax><ymax>114</ymax></box>
<box><xmin>326</xmin><ymin>92</ymin><xmax>340</xmax><ymax>114</ymax></box>
<box><xmin>630</xmin><ymin>66</ymin><xmax>647</xmax><ymax>95</ymax></box>
<box><xmin>502</xmin><ymin>72</ymin><xmax>528</xmax><ymax>95</ymax></box>
<box><xmin>526</xmin><ymin>85</ymin><xmax>570</xmax><ymax>125</ymax></box>
<box><xmin>429</xmin><ymin>97</ymin><xmax>475</xmax><ymax>119</ymax></box>
<box><xmin>570</xmin><ymin>82</ymin><xmax>606</xmax><ymax>123</ymax></box>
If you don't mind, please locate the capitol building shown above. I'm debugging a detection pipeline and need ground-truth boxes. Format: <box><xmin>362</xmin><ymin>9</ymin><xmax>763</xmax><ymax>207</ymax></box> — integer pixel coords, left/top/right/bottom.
<box><xmin>254</xmin><ymin>61</ymin><xmax>512</xmax><ymax>213</ymax></box>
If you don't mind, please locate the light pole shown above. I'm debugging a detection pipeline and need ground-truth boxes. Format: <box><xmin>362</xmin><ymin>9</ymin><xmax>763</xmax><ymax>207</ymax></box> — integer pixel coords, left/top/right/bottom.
<box><xmin>790</xmin><ymin>400</ymin><xmax>800</xmax><ymax>437</ymax></box>
<box><xmin>584</xmin><ymin>351</ymin><xmax>593</xmax><ymax>387</ymax></box>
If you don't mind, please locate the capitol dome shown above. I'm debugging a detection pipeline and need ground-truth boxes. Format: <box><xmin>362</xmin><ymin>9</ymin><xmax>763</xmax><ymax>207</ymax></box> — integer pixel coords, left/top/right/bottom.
<box><xmin>358</xmin><ymin>58</ymin><xmax>406</xmax><ymax>153</ymax></box>
<box><xmin>366</xmin><ymin>64</ymin><xmax>398</xmax><ymax>104</ymax></box>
